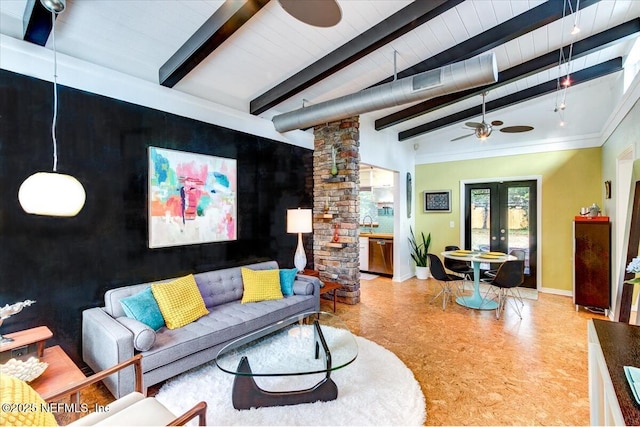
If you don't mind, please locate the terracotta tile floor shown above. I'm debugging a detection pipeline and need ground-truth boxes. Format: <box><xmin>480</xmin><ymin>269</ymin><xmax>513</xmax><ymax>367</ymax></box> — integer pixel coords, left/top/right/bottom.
<box><xmin>62</xmin><ymin>276</ymin><xmax>609</xmax><ymax>426</ymax></box>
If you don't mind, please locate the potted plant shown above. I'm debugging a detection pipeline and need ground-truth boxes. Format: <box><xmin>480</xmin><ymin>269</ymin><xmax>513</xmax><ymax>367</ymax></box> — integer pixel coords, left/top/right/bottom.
<box><xmin>408</xmin><ymin>226</ymin><xmax>431</xmax><ymax>279</ymax></box>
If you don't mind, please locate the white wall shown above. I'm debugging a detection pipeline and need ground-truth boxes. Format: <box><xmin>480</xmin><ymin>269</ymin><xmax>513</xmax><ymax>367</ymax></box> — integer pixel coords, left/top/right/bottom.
<box><xmin>601</xmin><ymin>70</ymin><xmax>640</xmax><ymax>319</ymax></box>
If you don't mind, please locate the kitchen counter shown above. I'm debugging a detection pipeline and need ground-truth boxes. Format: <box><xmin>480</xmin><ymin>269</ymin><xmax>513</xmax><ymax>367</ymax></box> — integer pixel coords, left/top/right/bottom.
<box><xmin>360</xmin><ymin>233</ymin><xmax>393</xmax><ymax>239</ymax></box>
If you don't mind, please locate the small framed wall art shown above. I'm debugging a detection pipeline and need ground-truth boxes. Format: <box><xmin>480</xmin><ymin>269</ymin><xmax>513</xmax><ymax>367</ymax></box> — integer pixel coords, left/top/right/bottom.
<box><xmin>423</xmin><ymin>190</ymin><xmax>451</xmax><ymax>213</ymax></box>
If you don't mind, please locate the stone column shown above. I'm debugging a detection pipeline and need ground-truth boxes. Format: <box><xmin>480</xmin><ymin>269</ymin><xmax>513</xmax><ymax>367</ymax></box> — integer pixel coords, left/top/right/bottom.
<box><xmin>313</xmin><ymin>117</ymin><xmax>360</xmax><ymax>305</ymax></box>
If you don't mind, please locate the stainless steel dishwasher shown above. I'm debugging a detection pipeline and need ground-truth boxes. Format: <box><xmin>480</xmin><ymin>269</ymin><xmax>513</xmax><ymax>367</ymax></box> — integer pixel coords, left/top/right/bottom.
<box><xmin>368</xmin><ymin>238</ymin><xmax>393</xmax><ymax>275</ymax></box>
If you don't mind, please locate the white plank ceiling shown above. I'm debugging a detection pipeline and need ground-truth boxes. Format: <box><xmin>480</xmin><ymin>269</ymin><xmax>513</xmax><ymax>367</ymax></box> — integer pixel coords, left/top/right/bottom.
<box><xmin>1</xmin><ymin>0</ymin><xmax>639</xmax><ymax>162</ymax></box>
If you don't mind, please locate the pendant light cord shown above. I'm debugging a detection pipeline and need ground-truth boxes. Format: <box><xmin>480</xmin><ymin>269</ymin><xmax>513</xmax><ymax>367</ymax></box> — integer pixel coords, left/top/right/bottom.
<box><xmin>50</xmin><ymin>9</ymin><xmax>59</xmax><ymax>172</ymax></box>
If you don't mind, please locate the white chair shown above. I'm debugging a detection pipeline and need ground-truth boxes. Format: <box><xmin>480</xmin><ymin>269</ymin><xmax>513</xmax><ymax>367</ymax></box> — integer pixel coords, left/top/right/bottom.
<box><xmin>48</xmin><ymin>355</ymin><xmax>207</xmax><ymax>426</ymax></box>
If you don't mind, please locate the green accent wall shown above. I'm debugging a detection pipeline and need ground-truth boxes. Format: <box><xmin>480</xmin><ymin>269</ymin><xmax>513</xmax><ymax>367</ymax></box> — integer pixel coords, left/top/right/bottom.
<box><xmin>415</xmin><ymin>147</ymin><xmax>603</xmax><ymax>292</ymax></box>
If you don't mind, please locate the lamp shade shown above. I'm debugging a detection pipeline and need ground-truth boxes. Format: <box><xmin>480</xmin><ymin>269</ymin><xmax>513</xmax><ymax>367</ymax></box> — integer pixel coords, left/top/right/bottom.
<box><xmin>287</xmin><ymin>208</ymin><xmax>312</xmax><ymax>233</ymax></box>
<box><xmin>18</xmin><ymin>172</ymin><xmax>86</xmax><ymax>217</ymax></box>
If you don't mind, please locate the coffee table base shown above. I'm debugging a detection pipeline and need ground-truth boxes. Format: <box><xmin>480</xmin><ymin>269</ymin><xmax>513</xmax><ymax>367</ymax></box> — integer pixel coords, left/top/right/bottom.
<box><xmin>232</xmin><ymin>356</ymin><xmax>338</xmax><ymax>410</ymax></box>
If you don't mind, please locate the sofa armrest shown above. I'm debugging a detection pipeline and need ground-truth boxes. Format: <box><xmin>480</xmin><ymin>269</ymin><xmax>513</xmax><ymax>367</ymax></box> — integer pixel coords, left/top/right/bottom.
<box><xmin>293</xmin><ymin>275</ymin><xmax>321</xmax><ymax>296</ymax></box>
<box><xmin>116</xmin><ymin>317</ymin><xmax>156</xmax><ymax>352</ymax></box>
<box><xmin>82</xmin><ymin>307</ymin><xmax>136</xmax><ymax>398</ymax></box>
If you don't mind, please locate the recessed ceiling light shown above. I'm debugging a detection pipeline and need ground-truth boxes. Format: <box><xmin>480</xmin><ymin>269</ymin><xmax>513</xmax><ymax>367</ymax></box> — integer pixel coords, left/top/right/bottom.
<box><xmin>278</xmin><ymin>0</ymin><xmax>342</xmax><ymax>28</ymax></box>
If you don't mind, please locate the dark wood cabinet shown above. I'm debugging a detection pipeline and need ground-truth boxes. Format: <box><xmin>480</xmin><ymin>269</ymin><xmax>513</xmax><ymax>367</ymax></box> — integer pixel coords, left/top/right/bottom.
<box><xmin>573</xmin><ymin>219</ymin><xmax>611</xmax><ymax>312</ymax></box>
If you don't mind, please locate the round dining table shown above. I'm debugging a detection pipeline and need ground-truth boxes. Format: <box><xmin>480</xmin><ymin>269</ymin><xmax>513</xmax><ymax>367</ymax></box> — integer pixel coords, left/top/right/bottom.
<box><xmin>441</xmin><ymin>250</ymin><xmax>516</xmax><ymax>310</ymax></box>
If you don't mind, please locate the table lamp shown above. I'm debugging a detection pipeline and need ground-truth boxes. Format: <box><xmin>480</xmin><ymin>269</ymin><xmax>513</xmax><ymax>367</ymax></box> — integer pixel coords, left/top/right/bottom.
<box><xmin>287</xmin><ymin>208</ymin><xmax>312</xmax><ymax>272</ymax></box>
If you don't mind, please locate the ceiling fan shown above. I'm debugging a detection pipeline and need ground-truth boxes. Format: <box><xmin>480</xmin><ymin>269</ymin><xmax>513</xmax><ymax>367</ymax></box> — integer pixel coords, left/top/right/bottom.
<box><xmin>451</xmin><ymin>92</ymin><xmax>534</xmax><ymax>141</ymax></box>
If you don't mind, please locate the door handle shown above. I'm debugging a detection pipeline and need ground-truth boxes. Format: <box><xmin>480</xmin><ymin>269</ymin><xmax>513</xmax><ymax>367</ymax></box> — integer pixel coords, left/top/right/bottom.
<box><xmin>491</xmin><ymin>236</ymin><xmax>497</xmax><ymax>241</ymax></box>
<box><xmin>500</xmin><ymin>237</ymin><xmax>505</xmax><ymax>241</ymax></box>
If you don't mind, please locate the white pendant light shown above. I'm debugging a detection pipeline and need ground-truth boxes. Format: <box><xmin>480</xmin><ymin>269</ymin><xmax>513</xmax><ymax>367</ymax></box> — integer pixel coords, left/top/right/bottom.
<box><xmin>19</xmin><ymin>172</ymin><xmax>85</xmax><ymax>217</ymax></box>
<box><xmin>18</xmin><ymin>0</ymin><xmax>86</xmax><ymax>217</ymax></box>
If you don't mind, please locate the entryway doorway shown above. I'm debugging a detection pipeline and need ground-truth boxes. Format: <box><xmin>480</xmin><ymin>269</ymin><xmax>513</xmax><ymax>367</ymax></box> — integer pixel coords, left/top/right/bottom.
<box><xmin>463</xmin><ymin>179</ymin><xmax>539</xmax><ymax>289</ymax></box>
<box><xmin>359</xmin><ymin>164</ymin><xmax>397</xmax><ymax>278</ymax></box>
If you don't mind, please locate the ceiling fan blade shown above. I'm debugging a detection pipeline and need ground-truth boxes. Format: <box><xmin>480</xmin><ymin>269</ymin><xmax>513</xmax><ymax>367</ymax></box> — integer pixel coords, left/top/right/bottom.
<box><xmin>500</xmin><ymin>125</ymin><xmax>534</xmax><ymax>133</ymax></box>
<box><xmin>491</xmin><ymin>120</ymin><xmax>504</xmax><ymax>126</ymax></box>
<box><xmin>451</xmin><ymin>133</ymin><xmax>474</xmax><ymax>142</ymax></box>
<box><xmin>465</xmin><ymin>122</ymin><xmax>482</xmax><ymax>129</ymax></box>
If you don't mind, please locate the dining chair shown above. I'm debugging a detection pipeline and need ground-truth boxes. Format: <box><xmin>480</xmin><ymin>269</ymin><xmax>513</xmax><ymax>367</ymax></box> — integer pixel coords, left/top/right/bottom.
<box><xmin>483</xmin><ymin>249</ymin><xmax>526</xmax><ymax>304</ymax></box>
<box><xmin>427</xmin><ymin>253</ymin><xmax>463</xmax><ymax>311</ymax></box>
<box><xmin>481</xmin><ymin>260</ymin><xmax>525</xmax><ymax>319</ymax></box>
<box><xmin>443</xmin><ymin>245</ymin><xmax>474</xmax><ymax>282</ymax></box>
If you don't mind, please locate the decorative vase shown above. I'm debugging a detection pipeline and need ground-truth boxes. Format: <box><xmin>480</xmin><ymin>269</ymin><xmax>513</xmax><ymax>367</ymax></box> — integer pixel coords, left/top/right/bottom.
<box><xmin>415</xmin><ymin>266</ymin><xmax>429</xmax><ymax>280</ymax></box>
<box><xmin>332</xmin><ymin>222</ymin><xmax>340</xmax><ymax>242</ymax></box>
<box><xmin>330</xmin><ymin>146</ymin><xmax>338</xmax><ymax>176</ymax></box>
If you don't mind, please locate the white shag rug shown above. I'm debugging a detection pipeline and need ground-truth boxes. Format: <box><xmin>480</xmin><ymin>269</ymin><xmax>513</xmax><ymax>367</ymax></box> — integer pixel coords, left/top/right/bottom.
<box><xmin>155</xmin><ymin>334</ymin><xmax>426</xmax><ymax>426</ymax></box>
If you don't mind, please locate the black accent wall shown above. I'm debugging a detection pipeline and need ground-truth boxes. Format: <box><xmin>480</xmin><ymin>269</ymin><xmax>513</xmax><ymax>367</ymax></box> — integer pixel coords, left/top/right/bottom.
<box><xmin>0</xmin><ymin>69</ymin><xmax>313</xmax><ymax>363</ymax></box>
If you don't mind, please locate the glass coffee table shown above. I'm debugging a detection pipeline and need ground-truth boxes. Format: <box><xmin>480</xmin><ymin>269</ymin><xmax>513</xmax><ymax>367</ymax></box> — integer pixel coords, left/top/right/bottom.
<box><xmin>215</xmin><ymin>311</ymin><xmax>358</xmax><ymax>410</ymax></box>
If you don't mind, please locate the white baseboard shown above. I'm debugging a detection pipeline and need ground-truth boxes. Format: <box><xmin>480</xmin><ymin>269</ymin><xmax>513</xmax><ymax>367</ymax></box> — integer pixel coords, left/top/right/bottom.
<box><xmin>539</xmin><ymin>287</ymin><xmax>572</xmax><ymax>297</ymax></box>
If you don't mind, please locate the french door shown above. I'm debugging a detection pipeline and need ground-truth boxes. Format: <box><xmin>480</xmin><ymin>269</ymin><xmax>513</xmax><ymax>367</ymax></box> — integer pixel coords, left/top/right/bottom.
<box><xmin>464</xmin><ymin>180</ymin><xmax>537</xmax><ymax>289</ymax></box>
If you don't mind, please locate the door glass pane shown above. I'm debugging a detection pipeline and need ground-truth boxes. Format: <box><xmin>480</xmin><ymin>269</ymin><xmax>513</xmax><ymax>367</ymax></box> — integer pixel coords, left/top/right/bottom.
<box><xmin>470</xmin><ymin>188</ymin><xmax>490</xmax><ymax>251</ymax></box>
<box><xmin>507</xmin><ymin>186</ymin><xmax>530</xmax><ymax>274</ymax></box>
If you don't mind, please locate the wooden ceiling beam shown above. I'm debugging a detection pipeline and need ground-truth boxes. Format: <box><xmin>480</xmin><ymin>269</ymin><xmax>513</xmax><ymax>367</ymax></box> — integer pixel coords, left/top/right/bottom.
<box><xmin>398</xmin><ymin>57</ymin><xmax>623</xmax><ymax>141</ymax></box>
<box><xmin>249</xmin><ymin>0</ymin><xmax>464</xmax><ymax>116</ymax></box>
<box><xmin>23</xmin><ymin>0</ymin><xmax>57</xmax><ymax>46</ymax></box>
<box><xmin>372</xmin><ymin>0</ymin><xmax>601</xmax><ymax>88</ymax></box>
<box><xmin>376</xmin><ymin>18</ymin><xmax>640</xmax><ymax>130</ymax></box>
<box><xmin>160</xmin><ymin>0</ymin><xmax>270</xmax><ymax>88</ymax></box>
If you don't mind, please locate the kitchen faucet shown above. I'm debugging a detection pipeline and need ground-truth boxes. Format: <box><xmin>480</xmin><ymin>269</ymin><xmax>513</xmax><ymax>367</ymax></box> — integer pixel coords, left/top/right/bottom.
<box><xmin>362</xmin><ymin>215</ymin><xmax>374</xmax><ymax>233</ymax></box>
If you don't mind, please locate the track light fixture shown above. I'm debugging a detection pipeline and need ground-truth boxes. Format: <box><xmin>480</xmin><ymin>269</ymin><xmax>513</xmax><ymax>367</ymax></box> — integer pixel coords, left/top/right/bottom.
<box><xmin>553</xmin><ymin>0</ymin><xmax>581</xmax><ymax>118</ymax></box>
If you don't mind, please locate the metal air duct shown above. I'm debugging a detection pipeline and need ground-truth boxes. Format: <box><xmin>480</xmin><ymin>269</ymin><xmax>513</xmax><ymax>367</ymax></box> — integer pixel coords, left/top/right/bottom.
<box><xmin>272</xmin><ymin>52</ymin><xmax>498</xmax><ymax>133</ymax></box>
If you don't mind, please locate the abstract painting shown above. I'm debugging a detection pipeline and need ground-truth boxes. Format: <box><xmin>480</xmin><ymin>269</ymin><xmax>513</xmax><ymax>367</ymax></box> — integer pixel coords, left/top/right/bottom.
<box><xmin>148</xmin><ymin>147</ymin><xmax>237</xmax><ymax>248</ymax></box>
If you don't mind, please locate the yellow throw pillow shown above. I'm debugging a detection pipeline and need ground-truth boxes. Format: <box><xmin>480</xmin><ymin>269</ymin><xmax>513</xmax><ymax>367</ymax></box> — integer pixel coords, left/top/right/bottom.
<box><xmin>0</xmin><ymin>374</ymin><xmax>58</xmax><ymax>426</ymax></box>
<box><xmin>151</xmin><ymin>274</ymin><xmax>209</xmax><ymax>329</ymax></box>
<box><xmin>241</xmin><ymin>268</ymin><xmax>284</xmax><ymax>304</ymax></box>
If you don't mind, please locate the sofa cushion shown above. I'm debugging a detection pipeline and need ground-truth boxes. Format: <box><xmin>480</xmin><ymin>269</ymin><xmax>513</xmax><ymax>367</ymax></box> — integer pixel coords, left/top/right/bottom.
<box><xmin>241</xmin><ymin>268</ymin><xmax>283</xmax><ymax>303</ymax></box>
<box><xmin>119</xmin><ymin>287</ymin><xmax>165</xmax><ymax>330</ymax></box>
<box><xmin>293</xmin><ymin>279</ymin><xmax>314</xmax><ymax>295</ymax></box>
<box><xmin>104</xmin><ymin>283</ymin><xmax>153</xmax><ymax>318</ymax></box>
<box><xmin>151</xmin><ymin>275</ymin><xmax>209</xmax><ymax>329</ymax></box>
<box><xmin>279</xmin><ymin>268</ymin><xmax>297</xmax><ymax>296</ymax></box>
<box><xmin>139</xmin><ymin>295</ymin><xmax>318</xmax><ymax>372</ymax></box>
<box><xmin>116</xmin><ymin>317</ymin><xmax>156</xmax><ymax>351</ymax></box>
<box><xmin>194</xmin><ymin>261</ymin><xmax>279</xmax><ymax>307</ymax></box>
<box><xmin>0</xmin><ymin>374</ymin><xmax>58</xmax><ymax>426</ymax></box>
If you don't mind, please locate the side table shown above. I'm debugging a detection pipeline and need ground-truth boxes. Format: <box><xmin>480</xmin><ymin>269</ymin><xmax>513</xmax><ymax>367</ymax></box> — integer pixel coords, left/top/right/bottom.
<box><xmin>0</xmin><ymin>326</ymin><xmax>52</xmax><ymax>361</ymax></box>
<box><xmin>0</xmin><ymin>326</ymin><xmax>85</xmax><ymax>404</ymax></box>
<box><xmin>301</xmin><ymin>269</ymin><xmax>342</xmax><ymax>313</ymax></box>
<box><xmin>34</xmin><ymin>346</ymin><xmax>86</xmax><ymax>402</ymax></box>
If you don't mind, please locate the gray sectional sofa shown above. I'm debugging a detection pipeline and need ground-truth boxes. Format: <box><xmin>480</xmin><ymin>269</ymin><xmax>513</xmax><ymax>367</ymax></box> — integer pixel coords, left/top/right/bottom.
<box><xmin>82</xmin><ymin>261</ymin><xmax>320</xmax><ymax>398</ymax></box>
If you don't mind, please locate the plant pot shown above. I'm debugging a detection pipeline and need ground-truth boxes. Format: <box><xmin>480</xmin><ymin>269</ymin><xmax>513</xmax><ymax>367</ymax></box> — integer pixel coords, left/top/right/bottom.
<box><xmin>415</xmin><ymin>266</ymin><xmax>430</xmax><ymax>280</ymax></box>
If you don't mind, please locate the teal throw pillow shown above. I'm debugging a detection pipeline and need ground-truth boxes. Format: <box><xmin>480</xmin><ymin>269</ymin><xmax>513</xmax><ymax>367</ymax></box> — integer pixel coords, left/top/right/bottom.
<box><xmin>120</xmin><ymin>287</ymin><xmax>165</xmax><ymax>330</ymax></box>
<box><xmin>279</xmin><ymin>268</ymin><xmax>298</xmax><ymax>296</ymax></box>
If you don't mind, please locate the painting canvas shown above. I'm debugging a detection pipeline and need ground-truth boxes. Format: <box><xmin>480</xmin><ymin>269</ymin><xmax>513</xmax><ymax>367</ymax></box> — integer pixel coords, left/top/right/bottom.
<box><xmin>148</xmin><ymin>147</ymin><xmax>237</xmax><ymax>248</ymax></box>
